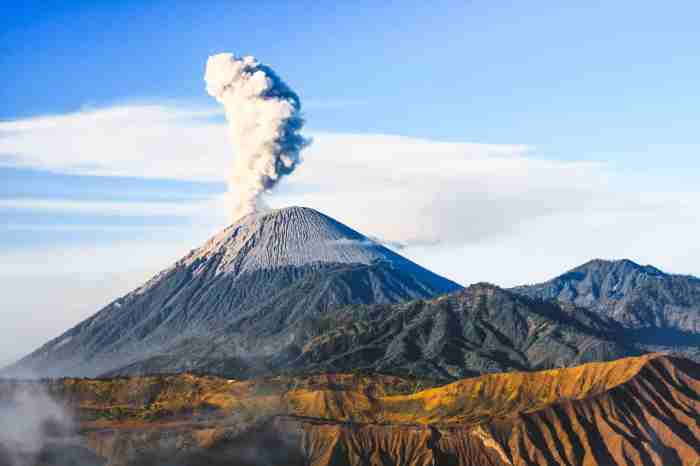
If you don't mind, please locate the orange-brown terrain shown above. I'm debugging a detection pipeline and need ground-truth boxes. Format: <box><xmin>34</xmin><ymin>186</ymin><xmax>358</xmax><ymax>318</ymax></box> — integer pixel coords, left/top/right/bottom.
<box><xmin>2</xmin><ymin>353</ymin><xmax>699</xmax><ymax>465</ymax></box>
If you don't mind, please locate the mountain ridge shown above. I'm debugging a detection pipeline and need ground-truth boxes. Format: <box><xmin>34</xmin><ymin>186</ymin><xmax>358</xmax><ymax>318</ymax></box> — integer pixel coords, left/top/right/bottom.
<box><xmin>280</xmin><ymin>282</ymin><xmax>642</xmax><ymax>381</ymax></box>
<box><xmin>3</xmin><ymin>353</ymin><xmax>697</xmax><ymax>466</ymax></box>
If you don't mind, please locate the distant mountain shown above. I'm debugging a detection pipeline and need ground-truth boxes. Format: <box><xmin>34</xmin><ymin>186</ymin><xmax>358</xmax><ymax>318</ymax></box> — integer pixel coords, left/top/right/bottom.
<box><xmin>285</xmin><ymin>283</ymin><xmax>640</xmax><ymax>381</ymax></box>
<box><xmin>513</xmin><ymin>258</ymin><xmax>700</xmax><ymax>357</ymax></box>
<box><xmin>5</xmin><ymin>207</ymin><xmax>461</xmax><ymax>378</ymax></box>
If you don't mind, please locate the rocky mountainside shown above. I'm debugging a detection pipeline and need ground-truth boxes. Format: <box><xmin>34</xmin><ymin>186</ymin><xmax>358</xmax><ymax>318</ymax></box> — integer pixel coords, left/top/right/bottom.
<box><xmin>2</xmin><ymin>354</ymin><xmax>697</xmax><ymax>465</ymax></box>
<box><xmin>284</xmin><ymin>283</ymin><xmax>641</xmax><ymax>381</ymax></box>
<box><xmin>4</xmin><ymin>207</ymin><xmax>460</xmax><ymax>378</ymax></box>
<box><xmin>513</xmin><ymin>259</ymin><xmax>700</xmax><ymax>357</ymax></box>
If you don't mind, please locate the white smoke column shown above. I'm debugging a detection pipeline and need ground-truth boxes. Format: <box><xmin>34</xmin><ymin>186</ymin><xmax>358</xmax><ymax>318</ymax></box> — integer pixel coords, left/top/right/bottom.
<box><xmin>205</xmin><ymin>53</ymin><xmax>311</xmax><ymax>220</ymax></box>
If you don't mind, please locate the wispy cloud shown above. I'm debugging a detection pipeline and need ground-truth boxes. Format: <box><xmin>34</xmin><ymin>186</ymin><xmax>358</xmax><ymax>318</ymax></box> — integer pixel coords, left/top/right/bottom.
<box><xmin>0</xmin><ymin>103</ymin><xmax>697</xmax><ymax>274</ymax></box>
<box><xmin>0</xmin><ymin>196</ymin><xmax>226</xmax><ymax>217</ymax></box>
<box><xmin>0</xmin><ymin>104</ymin><xmax>228</xmax><ymax>180</ymax></box>
<box><xmin>0</xmin><ymin>104</ymin><xmax>600</xmax><ymax>245</ymax></box>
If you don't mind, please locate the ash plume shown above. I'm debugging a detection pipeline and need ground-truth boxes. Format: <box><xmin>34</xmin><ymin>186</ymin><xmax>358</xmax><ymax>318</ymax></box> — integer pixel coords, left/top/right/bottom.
<box><xmin>205</xmin><ymin>53</ymin><xmax>311</xmax><ymax>220</ymax></box>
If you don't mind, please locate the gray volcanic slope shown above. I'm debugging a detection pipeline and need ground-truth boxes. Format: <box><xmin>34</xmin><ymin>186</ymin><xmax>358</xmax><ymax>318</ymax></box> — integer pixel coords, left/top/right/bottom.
<box><xmin>513</xmin><ymin>259</ymin><xmax>700</xmax><ymax>359</ymax></box>
<box><xmin>4</xmin><ymin>206</ymin><xmax>461</xmax><ymax>378</ymax></box>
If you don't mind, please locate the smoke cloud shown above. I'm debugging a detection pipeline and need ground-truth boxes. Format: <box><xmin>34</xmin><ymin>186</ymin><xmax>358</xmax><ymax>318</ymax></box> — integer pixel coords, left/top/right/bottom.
<box><xmin>205</xmin><ymin>53</ymin><xmax>310</xmax><ymax>220</ymax></box>
<box><xmin>0</xmin><ymin>383</ymin><xmax>86</xmax><ymax>466</ymax></box>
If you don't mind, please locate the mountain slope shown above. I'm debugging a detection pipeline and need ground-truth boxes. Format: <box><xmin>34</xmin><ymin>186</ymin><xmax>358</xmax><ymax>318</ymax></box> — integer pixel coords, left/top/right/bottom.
<box><xmin>513</xmin><ymin>259</ymin><xmax>700</xmax><ymax>357</ymax></box>
<box><xmin>285</xmin><ymin>283</ymin><xmax>640</xmax><ymax>381</ymax></box>
<box><xmin>4</xmin><ymin>354</ymin><xmax>697</xmax><ymax>465</ymax></box>
<box><xmin>5</xmin><ymin>207</ymin><xmax>461</xmax><ymax>378</ymax></box>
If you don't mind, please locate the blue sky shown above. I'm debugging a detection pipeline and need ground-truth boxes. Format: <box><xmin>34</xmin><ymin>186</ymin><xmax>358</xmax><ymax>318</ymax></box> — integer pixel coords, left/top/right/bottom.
<box><xmin>3</xmin><ymin>1</ymin><xmax>700</xmax><ymax>157</ymax></box>
<box><xmin>1</xmin><ymin>1</ymin><xmax>699</xmax><ymax>363</ymax></box>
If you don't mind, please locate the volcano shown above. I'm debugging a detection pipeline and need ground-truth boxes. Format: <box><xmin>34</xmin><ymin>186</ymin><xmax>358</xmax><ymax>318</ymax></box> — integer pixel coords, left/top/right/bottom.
<box><xmin>6</xmin><ymin>206</ymin><xmax>461</xmax><ymax>378</ymax></box>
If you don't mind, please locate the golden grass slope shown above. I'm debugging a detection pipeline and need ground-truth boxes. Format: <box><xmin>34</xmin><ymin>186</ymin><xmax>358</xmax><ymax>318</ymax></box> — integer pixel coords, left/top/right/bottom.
<box><xmin>287</xmin><ymin>354</ymin><xmax>652</xmax><ymax>425</ymax></box>
<box><xmin>3</xmin><ymin>353</ymin><xmax>698</xmax><ymax>465</ymax></box>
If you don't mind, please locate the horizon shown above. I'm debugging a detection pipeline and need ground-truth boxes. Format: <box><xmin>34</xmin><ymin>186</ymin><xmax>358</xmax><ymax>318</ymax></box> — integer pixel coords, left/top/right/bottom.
<box><xmin>2</xmin><ymin>0</ymin><xmax>699</xmax><ymax>365</ymax></box>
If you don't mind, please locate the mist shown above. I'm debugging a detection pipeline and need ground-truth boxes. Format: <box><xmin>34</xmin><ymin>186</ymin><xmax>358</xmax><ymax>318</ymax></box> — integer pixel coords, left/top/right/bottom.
<box><xmin>0</xmin><ymin>382</ymin><xmax>102</xmax><ymax>466</ymax></box>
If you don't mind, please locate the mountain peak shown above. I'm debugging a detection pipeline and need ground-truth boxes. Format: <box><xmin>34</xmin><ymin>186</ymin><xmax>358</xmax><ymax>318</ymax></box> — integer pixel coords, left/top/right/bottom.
<box><xmin>573</xmin><ymin>258</ymin><xmax>666</xmax><ymax>277</ymax></box>
<box><xmin>513</xmin><ymin>257</ymin><xmax>700</xmax><ymax>335</ymax></box>
<box><xmin>179</xmin><ymin>206</ymin><xmax>407</xmax><ymax>277</ymax></box>
<box><xmin>6</xmin><ymin>205</ymin><xmax>461</xmax><ymax>378</ymax></box>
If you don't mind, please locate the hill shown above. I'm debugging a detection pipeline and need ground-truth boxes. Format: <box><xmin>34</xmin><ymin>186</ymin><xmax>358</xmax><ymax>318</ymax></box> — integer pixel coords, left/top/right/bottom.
<box><xmin>2</xmin><ymin>354</ymin><xmax>697</xmax><ymax>465</ymax></box>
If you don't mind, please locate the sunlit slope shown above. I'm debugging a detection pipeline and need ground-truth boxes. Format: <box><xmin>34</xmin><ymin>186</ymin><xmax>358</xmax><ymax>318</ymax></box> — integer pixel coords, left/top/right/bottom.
<box><xmin>8</xmin><ymin>353</ymin><xmax>698</xmax><ymax>465</ymax></box>
<box><xmin>47</xmin><ymin>355</ymin><xmax>649</xmax><ymax>427</ymax></box>
<box><xmin>285</xmin><ymin>355</ymin><xmax>652</xmax><ymax>424</ymax></box>
<box><xmin>503</xmin><ymin>355</ymin><xmax>700</xmax><ymax>465</ymax></box>
<box><xmin>289</xmin><ymin>355</ymin><xmax>700</xmax><ymax>466</ymax></box>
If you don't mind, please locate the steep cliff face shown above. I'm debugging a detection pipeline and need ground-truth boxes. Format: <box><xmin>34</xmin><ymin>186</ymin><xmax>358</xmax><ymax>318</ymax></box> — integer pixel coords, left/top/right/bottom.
<box><xmin>2</xmin><ymin>354</ymin><xmax>697</xmax><ymax>466</ymax></box>
<box><xmin>5</xmin><ymin>207</ymin><xmax>460</xmax><ymax>378</ymax></box>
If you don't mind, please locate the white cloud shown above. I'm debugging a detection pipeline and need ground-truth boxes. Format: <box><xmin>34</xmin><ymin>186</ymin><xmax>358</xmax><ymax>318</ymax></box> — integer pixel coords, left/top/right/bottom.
<box><xmin>407</xmin><ymin>201</ymin><xmax>700</xmax><ymax>288</ymax></box>
<box><xmin>0</xmin><ymin>196</ymin><xmax>227</xmax><ymax>217</ymax></box>
<box><xmin>0</xmin><ymin>103</ymin><xmax>698</xmax><ymax>279</ymax></box>
<box><xmin>275</xmin><ymin>132</ymin><xmax>612</xmax><ymax>244</ymax></box>
<box><xmin>0</xmin><ymin>104</ymin><xmax>611</xmax><ymax>245</ymax></box>
<box><xmin>0</xmin><ymin>104</ymin><xmax>228</xmax><ymax>180</ymax></box>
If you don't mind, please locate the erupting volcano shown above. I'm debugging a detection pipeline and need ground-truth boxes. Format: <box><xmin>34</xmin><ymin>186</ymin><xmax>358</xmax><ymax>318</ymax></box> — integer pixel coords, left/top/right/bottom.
<box><xmin>3</xmin><ymin>47</ymin><xmax>700</xmax><ymax>466</ymax></box>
